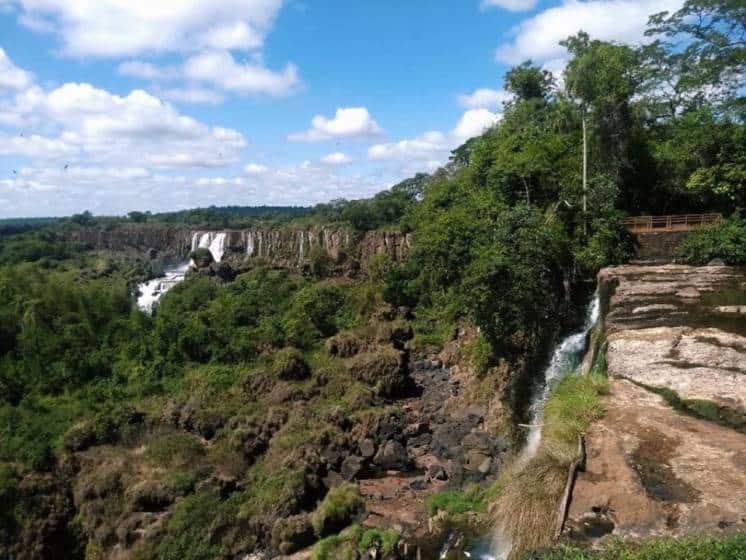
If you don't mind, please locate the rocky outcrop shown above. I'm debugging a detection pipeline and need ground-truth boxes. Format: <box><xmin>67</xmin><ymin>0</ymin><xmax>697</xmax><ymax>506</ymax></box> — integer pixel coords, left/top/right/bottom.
<box><xmin>63</xmin><ymin>225</ymin><xmax>411</xmax><ymax>271</ymax></box>
<box><xmin>566</xmin><ymin>264</ymin><xmax>746</xmax><ymax>544</ymax></box>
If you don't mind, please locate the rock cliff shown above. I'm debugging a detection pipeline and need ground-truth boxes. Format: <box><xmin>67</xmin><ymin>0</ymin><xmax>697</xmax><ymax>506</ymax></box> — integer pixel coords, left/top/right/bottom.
<box><xmin>63</xmin><ymin>225</ymin><xmax>411</xmax><ymax>270</ymax></box>
<box><xmin>566</xmin><ymin>264</ymin><xmax>746</xmax><ymax>543</ymax></box>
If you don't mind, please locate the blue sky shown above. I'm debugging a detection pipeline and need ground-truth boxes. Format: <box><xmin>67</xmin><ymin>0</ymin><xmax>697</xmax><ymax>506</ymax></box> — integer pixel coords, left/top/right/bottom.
<box><xmin>0</xmin><ymin>0</ymin><xmax>681</xmax><ymax>217</ymax></box>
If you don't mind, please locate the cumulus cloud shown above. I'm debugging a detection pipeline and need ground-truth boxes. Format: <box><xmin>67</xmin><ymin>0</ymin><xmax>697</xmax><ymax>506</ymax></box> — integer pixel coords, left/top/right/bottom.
<box><xmin>369</xmin><ymin>108</ymin><xmax>501</xmax><ymax>163</ymax></box>
<box><xmin>183</xmin><ymin>50</ymin><xmax>300</xmax><ymax>96</ymax></box>
<box><xmin>11</xmin><ymin>0</ymin><xmax>284</xmax><ymax>57</ymax></box>
<box><xmin>0</xmin><ymin>47</ymin><xmax>33</xmax><ymax>90</ymax></box>
<box><xmin>289</xmin><ymin>107</ymin><xmax>383</xmax><ymax>142</ymax></box>
<box><xmin>458</xmin><ymin>88</ymin><xmax>512</xmax><ymax>109</ymax></box>
<box><xmin>161</xmin><ymin>87</ymin><xmax>225</xmax><ymax>105</ymax></box>
<box><xmin>0</xmin><ymin>133</ymin><xmax>77</xmax><ymax>158</ymax></box>
<box><xmin>453</xmin><ymin>109</ymin><xmax>501</xmax><ymax>139</ymax></box>
<box><xmin>495</xmin><ymin>0</ymin><xmax>683</xmax><ymax>64</ymax></box>
<box><xmin>118</xmin><ymin>60</ymin><xmax>172</xmax><ymax>80</ymax></box>
<box><xmin>320</xmin><ymin>151</ymin><xmax>351</xmax><ymax>165</ymax></box>
<box><xmin>368</xmin><ymin>131</ymin><xmax>449</xmax><ymax>162</ymax></box>
<box><xmin>245</xmin><ymin>163</ymin><xmax>268</xmax><ymax>175</ymax></box>
<box><xmin>480</xmin><ymin>0</ymin><xmax>538</xmax><ymax>12</ymax></box>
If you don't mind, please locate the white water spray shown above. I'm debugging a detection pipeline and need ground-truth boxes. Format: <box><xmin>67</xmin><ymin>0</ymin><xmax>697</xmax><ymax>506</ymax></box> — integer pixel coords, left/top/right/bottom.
<box><xmin>136</xmin><ymin>262</ymin><xmax>190</xmax><ymax>313</ymax></box>
<box><xmin>191</xmin><ymin>232</ymin><xmax>228</xmax><ymax>262</ymax></box>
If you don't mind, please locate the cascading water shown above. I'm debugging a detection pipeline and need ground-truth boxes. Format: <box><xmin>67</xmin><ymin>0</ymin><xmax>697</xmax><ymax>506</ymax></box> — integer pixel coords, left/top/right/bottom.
<box><xmin>192</xmin><ymin>232</ymin><xmax>227</xmax><ymax>262</ymax></box>
<box><xmin>136</xmin><ymin>262</ymin><xmax>190</xmax><ymax>313</ymax></box>
<box><xmin>489</xmin><ymin>292</ymin><xmax>600</xmax><ymax>559</ymax></box>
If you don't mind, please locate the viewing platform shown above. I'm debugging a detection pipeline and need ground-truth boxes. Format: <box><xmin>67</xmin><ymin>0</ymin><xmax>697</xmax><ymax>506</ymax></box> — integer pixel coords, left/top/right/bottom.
<box><xmin>622</xmin><ymin>213</ymin><xmax>721</xmax><ymax>233</ymax></box>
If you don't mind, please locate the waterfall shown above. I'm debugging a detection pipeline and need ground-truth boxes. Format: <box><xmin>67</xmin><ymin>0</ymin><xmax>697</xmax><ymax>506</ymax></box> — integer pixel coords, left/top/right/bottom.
<box><xmin>191</xmin><ymin>231</ymin><xmax>228</xmax><ymax>262</ymax></box>
<box><xmin>298</xmin><ymin>230</ymin><xmax>307</xmax><ymax>261</ymax></box>
<box><xmin>491</xmin><ymin>293</ymin><xmax>600</xmax><ymax>559</ymax></box>
<box><xmin>522</xmin><ymin>294</ymin><xmax>600</xmax><ymax>461</ymax></box>
<box><xmin>136</xmin><ymin>262</ymin><xmax>190</xmax><ymax>313</ymax></box>
<box><xmin>246</xmin><ymin>231</ymin><xmax>255</xmax><ymax>257</ymax></box>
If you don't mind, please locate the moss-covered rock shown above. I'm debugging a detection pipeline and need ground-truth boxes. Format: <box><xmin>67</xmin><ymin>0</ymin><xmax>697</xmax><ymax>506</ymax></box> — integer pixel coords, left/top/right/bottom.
<box><xmin>271</xmin><ymin>513</ymin><xmax>316</xmax><ymax>555</ymax></box>
<box><xmin>346</xmin><ymin>347</ymin><xmax>410</xmax><ymax>397</ymax></box>
<box><xmin>272</xmin><ymin>348</ymin><xmax>311</xmax><ymax>381</ymax></box>
<box><xmin>311</xmin><ymin>482</ymin><xmax>365</xmax><ymax>537</ymax></box>
<box><xmin>190</xmin><ymin>247</ymin><xmax>213</xmax><ymax>268</ymax></box>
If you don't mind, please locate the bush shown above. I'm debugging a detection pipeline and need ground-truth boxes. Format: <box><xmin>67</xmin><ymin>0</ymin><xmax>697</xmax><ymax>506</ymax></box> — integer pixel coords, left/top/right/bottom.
<box><xmin>311</xmin><ymin>524</ymin><xmax>401</xmax><ymax>560</ymax></box>
<box><xmin>574</xmin><ymin>213</ymin><xmax>635</xmax><ymax>274</ymax></box>
<box><xmin>425</xmin><ymin>488</ymin><xmax>484</xmax><ymax>516</ymax></box>
<box><xmin>676</xmin><ymin>216</ymin><xmax>746</xmax><ymax>265</ymax></box>
<box><xmin>271</xmin><ymin>347</ymin><xmax>311</xmax><ymax>381</ymax></box>
<box><xmin>525</xmin><ymin>533</ymin><xmax>746</xmax><ymax>559</ymax></box>
<box><xmin>145</xmin><ymin>432</ymin><xmax>205</xmax><ymax>467</ymax></box>
<box><xmin>464</xmin><ymin>333</ymin><xmax>492</xmax><ymax>377</ymax></box>
<box><xmin>311</xmin><ymin>483</ymin><xmax>365</xmax><ymax>537</ymax></box>
<box><xmin>346</xmin><ymin>348</ymin><xmax>409</xmax><ymax>397</ymax></box>
<box><xmin>190</xmin><ymin>247</ymin><xmax>214</xmax><ymax>268</ymax></box>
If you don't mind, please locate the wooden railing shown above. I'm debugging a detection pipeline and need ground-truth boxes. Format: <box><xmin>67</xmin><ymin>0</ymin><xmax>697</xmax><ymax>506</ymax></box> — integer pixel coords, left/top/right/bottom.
<box><xmin>622</xmin><ymin>214</ymin><xmax>721</xmax><ymax>233</ymax></box>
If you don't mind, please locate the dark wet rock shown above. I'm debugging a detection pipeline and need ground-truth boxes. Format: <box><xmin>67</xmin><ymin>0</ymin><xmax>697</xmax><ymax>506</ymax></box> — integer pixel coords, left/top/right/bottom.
<box><xmin>427</xmin><ymin>464</ymin><xmax>449</xmax><ymax>481</ymax></box>
<box><xmin>407</xmin><ymin>433</ymin><xmax>432</xmax><ymax>449</ymax></box>
<box><xmin>373</xmin><ymin>440</ymin><xmax>410</xmax><ymax>471</ymax></box>
<box><xmin>341</xmin><ymin>456</ymin><xmax>364</xmax><ymax>480</ymax></box>
<box><xmin>403</xmin><ymin>422</ymin><xmax>429</xmax><ymax>438</ymax></box>
<box><xmin>359</xmin><ymin>438</ymin><xmax>376</xmax><ymax>459</ymax></box>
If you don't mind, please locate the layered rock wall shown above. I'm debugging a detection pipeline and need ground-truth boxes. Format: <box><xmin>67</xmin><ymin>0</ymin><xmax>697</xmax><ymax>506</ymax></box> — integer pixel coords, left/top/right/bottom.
<box><xmin>566</xmin><ymin>264</ymin><xmax>746</xmax><ymax>544</ymax></box>
<box><xmin>63</xmin><ymin>225</ymin><xmax>412</xmax><ymax>269</ymax></box>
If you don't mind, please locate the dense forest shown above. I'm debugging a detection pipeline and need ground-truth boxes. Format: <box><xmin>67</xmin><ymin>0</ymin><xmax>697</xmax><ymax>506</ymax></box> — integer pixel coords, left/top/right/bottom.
<box><xmin>1</xmin><ymin>1</ymin><xmax>744</xmax><ymax>559</ymax></box>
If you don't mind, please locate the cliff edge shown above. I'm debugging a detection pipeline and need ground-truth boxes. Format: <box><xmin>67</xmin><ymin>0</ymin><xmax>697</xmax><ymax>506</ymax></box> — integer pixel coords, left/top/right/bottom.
<box><xmin>566</xmin><ymin>264</ymin><xmax>746</xmax><ymax>544</ymax></box>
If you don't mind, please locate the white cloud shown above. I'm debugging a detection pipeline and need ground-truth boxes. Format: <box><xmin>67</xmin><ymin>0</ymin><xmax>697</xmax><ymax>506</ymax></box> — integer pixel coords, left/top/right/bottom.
<box><xmin>245</xmin><ymin>163</ymin><xmax>268</xmax><ymax>175</ymax></box>
<box><xmin>453</xmin><ymin>108</ymin><xmax>501</xmax><ymax>139</ymax></box>
<box><xmin>458</xmin><ymin>88</ymin><xmax>512</xmax><ymax>109</ymax></box>
<box><xmin>369</xmin><ymin>108</ymin><xmax>501</xmax><ymax>163</ymax></box>
<box><xmin>368</xmin><ymin>131</ymin><xmax>449</xmax><ymax>162</ymax></box>
<box><xmin>0</xmin><ymin>133</ymin><xmax>77</xmax><ymax>158</ymax></box>
<box><xmin>12</xmin><ymin>0</ymin><xmax>285</xmax><ymax>57</ymax></box>
<box><xmin>118</xmin><ymin>60</ymin><xmax>171</xmax><ymax>80</ymax></box>
<box><xmin>161</xmin><ymin>87</ymin><xmax>224</xmax><ymax>105</ymax></box>
<box><xmin>183</xmin><ymin>50</ymin><xmax>300</xmax><ymax>96</ymax></box>
<box><xmin>289</xmin><ymin>107</ymin><xmax>383</xmax><ymax>142</ymax></box>
<box><xmin>0</xmin><ymin>47</ymin><xmax>33</xmax><ymax>90</ymax></box>
<box><xmin>481</xmin><ymin>0</ymin><xmax>538</xmax><ymax>12</ymax></box>
<box><xmin>320</xmin><ymin>151</ymin><xmax>351</xmax><ymax>165</ymax></box>
<box><xmin>495</xmin><ymin>0</ymin><xmax>684</xmax><ymax>64</ymax></box>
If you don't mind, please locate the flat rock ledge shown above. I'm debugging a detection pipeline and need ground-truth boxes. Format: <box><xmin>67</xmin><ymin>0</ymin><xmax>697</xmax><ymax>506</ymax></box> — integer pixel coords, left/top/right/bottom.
<box><xmin>567</xmin><ymin>265</ymin><xmax>746</xmax><ymax>544</ymax></box>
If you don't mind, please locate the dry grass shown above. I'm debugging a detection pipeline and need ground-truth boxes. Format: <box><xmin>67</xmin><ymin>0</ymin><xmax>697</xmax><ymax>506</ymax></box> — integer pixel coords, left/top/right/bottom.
<box><xmin>491</xmin><ymin>373</ymin><xmax>609</xmax><ymax>557</ymax></box>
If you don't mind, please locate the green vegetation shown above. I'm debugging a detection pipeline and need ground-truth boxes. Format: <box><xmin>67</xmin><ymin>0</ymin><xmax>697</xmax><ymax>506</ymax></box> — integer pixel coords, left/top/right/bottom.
<box><xmin>426</xmin><ymin>487</ymin><xmax>486</xmax><ymax>517</ymax></box>
<box><xmin>492</xmin><ymin>373</ymin><xmax>609</xmax><ymax>555</ymax></box>
<box><xmin>676</xmin><ymin>216</ymin><xmax>746</xmax><ymax>265</ymax></box>
<box><xmin>525</xmin><ymin>533</ymin><xmax>746</xmax><ymax>559</ymax></box>
<box><xmin>311</xmin><ymin>524</ymin><xmax>400</xmax><ymax>560</ymax></box>
<box><xmin>1</xmin><ymin>0</ymin><xmax>744</xmax><ymax>556</ymax></box>
<box><xmin>310</xmin><ymin>483</ymin><xmax>365</xmax><ymax>537</ymax></box>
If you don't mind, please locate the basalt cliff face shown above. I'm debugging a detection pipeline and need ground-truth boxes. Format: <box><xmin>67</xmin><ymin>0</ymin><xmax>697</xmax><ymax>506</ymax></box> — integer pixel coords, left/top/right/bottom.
<box><xmin>63</xmin><ymin>225</ymin><xmax>412</xmax><ymax>270</ymax></box>
<box><xmin>567</xmin><ymin>264</ymin><xmax>746</xmax><ymax>543</ymax></box>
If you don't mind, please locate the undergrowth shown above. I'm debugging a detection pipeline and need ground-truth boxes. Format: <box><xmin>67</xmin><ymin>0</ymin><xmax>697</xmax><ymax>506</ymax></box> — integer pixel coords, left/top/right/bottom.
<box><xmin>491</xmin><ymin>373</ymin><xmax>610</xmax><ymax>556</ymax></box>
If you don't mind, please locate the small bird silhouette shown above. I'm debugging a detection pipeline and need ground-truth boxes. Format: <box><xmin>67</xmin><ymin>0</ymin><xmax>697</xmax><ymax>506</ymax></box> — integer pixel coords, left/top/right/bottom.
<box><xmin>63</xmin><ymin>164</ymin><xmax>69</xmax><ymax>170</ymax></box>
<box><xmin>12</xmin><ymin>169</ymin><xmax>17</xmax><ymax>175</ymax></box>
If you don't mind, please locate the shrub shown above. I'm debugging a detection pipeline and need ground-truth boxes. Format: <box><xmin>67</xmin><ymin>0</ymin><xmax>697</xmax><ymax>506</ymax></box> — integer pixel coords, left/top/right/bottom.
<box><xmin>311</xmin><ymin>483</ymin><xmax>365</xmax><ymax>537</ymax></box>
<box><xmin>676</xmin><ymin>216</ymin><xmax>746</xmax><ymax>265</ymax></box>
<box><xmin>464</xmin><ymin>333</ymin><xmax>492</xmax><ymax>377</ymax></box>
<box><xmin>425</xmin><ymin>488</ymin><xmax>485</xmax><ymax>517</ymax></box>
<box><xmin>145</xmin><ymin>432</ymin><xmax>205</xmax><ymax>467</ymax></box>
<box><xmin>574</xmin><ymin>213</ymin><xmax>635</xmax><ymax>274</ymax></box>
<box><xmin>190</xmin><ymin>247</ymin><xmax>213</xmax><ymax>268</ymax></box>
<box><xmin>346</xmin><ymin>348</ymin><xmax>409</xmax><ymax>397</ymax></box>
<box><xmin>525</xmin><ymin>533</ymin><xmax>746</xmax><ymax>559</ymax></box>
<box><xmin>271</xmin><ymin>348</ymin><xmax>310</xmax><ymax>381</ymax></box>
<box><xmin>308</xmin><ymin>246</ymin><xmax>334</xmax><ymax>278</ymax></box>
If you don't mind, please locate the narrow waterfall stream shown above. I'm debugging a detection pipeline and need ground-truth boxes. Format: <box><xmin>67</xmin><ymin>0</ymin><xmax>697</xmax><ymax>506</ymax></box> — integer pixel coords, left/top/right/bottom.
<box><xmin>490</xmin><ymin>293</ymin><xmax>600</xmax><ymax>559</ymax></box>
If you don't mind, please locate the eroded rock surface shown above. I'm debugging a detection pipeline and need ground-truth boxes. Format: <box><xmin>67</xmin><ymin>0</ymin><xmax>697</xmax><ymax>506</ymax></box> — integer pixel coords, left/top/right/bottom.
<box><xmin>567</xmin><ymin>265</ymin><xmax>746</xmax><ymax>544</ymax></box>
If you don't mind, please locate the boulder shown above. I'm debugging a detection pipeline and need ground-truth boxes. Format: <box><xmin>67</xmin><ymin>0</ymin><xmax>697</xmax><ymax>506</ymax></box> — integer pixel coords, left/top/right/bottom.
<box><xmin>346</xmin><ymin>347</ymin><xmax>410</xmax><ymax>397</ymax></box>
<box><xmin>373</xmin><ymin>440</ymin><xmax>410</xmax><ymax>471</ymax></box>
<box><xmin>341</xmin><ymin>456</ymin><xmax>364</xmax><ymax>481</ymax></box>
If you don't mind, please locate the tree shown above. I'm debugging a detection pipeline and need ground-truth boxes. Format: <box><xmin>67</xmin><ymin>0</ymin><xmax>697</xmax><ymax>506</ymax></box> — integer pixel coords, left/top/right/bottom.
<box><xmin>646</xmin><ymin>0</ymin><xmax>746</xmax><ymax>114</ymax></box>
<box><xmin>505</xmin><ymin>61</ymin><xmax>555</xmax><ymax>102</ymax></box>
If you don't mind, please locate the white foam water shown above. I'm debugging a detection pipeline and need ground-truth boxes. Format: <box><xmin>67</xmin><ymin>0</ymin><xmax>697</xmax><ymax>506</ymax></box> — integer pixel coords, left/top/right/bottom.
<box><xmin>136</xmin><ymin>262</ymin><xmax>190</xmax><ymax>313</ymax></box>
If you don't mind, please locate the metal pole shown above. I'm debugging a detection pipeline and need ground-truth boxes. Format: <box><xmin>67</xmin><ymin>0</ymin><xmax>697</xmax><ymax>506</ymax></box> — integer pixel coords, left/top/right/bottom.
<box><xmin>582</xmin><ymin>113</ymin><xmax>588</xmax><ymax>236</ymax></box>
